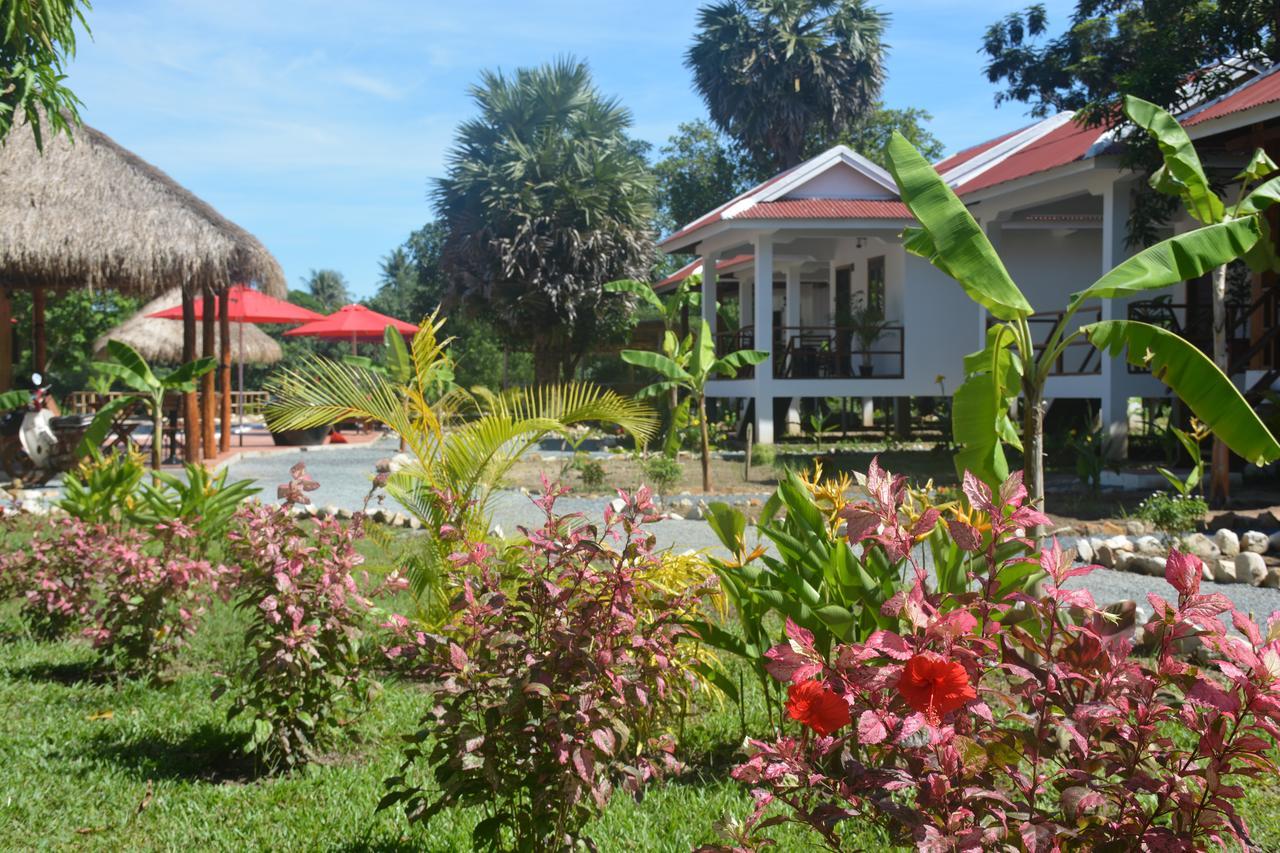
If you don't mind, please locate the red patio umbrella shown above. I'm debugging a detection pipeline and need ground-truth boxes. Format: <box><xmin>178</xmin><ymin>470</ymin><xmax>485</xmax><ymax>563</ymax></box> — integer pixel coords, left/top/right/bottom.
<box><xmin>148</xmin><ymin>286</ymin><xmax>326</xmax><ymax>444</ymax></box>
<box><xmin>283</xmin><ymin>304</ymin><xmax>418</xmax><ymax>354</ymax></box>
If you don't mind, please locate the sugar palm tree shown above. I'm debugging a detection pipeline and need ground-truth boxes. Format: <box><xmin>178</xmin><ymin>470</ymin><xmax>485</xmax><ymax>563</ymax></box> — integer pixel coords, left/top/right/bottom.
<box><xmin>686</xmin><ymin>0</ymin><xmax>887</xmax><ymax>171</ymax></box>
<box><xmin>435</xmin><ymin>58</ymin><xmax>656</xmax><ymax>384</ymax></box>
<box><xmin>265</xmin><ymin>317</ymin><xmax>656</xmax><ymax>614</ymax></box>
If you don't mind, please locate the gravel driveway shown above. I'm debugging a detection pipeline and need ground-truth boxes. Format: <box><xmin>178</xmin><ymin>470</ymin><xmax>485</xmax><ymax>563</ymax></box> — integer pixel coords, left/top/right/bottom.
<box><xmin>223</xmin><ymin>439</ymin><xmax>1280</xmax><ymax>622</ymax></box>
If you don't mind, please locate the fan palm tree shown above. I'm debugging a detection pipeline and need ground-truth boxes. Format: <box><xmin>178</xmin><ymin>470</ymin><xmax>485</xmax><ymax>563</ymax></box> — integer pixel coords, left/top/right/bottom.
<box><xmin>435</xmin><ymin>57</ymin><xmax>656</xmax><ymax>384</ymax></box>
<box><xmin>686</xmin><ymin>0</ymin><xmax>888</xmax><ymax>171</ymax></box>
<box><xmin>265</xmin><ymin>316</ymin><xmax>657</xmax><ymax>615</ymax></box>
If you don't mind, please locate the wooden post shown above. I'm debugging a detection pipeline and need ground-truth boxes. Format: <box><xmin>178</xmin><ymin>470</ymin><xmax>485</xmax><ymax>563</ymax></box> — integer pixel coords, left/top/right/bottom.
<box><xmin>182</xmin><ymin>288</ymin><xmax>202</xmax><ymax>464</ymax></box>
<box><xmin>32</xmin><ymin>285</ymin><xmax>47</xmax><ymax>377</ymax></box>
<box><xmin>0</xmin><ymin>286</ymin><xmax>11</xmax><ymax>391</ymax></box>
<box><xmin>219</xmin><ymin>289</ymin><xmax>232</xmax><ymax>454</ymax></box>
<box><xmin>201</xmin><ymin>286</ymin><xmax>217</xmax><ymax>459</ymax></box>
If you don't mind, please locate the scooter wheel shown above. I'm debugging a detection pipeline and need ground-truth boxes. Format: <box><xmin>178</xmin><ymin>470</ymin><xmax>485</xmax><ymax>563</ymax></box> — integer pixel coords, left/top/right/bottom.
<box><xmin>2</xmin><ymin>444</ymin><xmax>34</xmax><ymax>482</ymax></box>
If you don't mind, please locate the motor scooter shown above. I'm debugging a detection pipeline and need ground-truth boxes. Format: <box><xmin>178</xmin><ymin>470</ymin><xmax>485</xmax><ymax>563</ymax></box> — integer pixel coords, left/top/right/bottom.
<box><xmin>0</xmin><ymin>374</ymin><xmax>93</xmax><ymax>484</ymax></box>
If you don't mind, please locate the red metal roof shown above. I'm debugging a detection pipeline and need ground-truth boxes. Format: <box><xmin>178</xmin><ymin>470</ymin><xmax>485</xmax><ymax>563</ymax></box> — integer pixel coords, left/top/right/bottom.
<box><xmin>956</xmin><ymin>119</ymin><xmax>1107</xmax><ymax>195</ymax></box>
<box><xmin>934</xmin><ymin>126</ymin><xmax>1028</xmax><ymax>175</ymax></box>
<box><xmin>660</xmin><ymin>168</ymin><xmax>797</xmax><ymax>249</ymax></box>
<box><xmin>655</xmin><ymin>253</ymin><xmax>754</xmax><ymax>291</ymax></box>
<box><xmin>1185</xmin><ymin>69</ymin><xmax>1280</xmax><ymax>126</ymax></box>
<box><xmin>729</xmin><ymin>198</ymin><xmax>911</xmax><ymax>220</ymax></box>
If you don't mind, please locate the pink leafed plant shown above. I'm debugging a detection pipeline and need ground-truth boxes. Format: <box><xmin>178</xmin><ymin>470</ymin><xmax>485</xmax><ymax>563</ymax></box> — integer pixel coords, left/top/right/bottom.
<box><xmin>713</xmin><ymin>467</ymin><xmax>1280</xmax><ymax>852</ymax></box>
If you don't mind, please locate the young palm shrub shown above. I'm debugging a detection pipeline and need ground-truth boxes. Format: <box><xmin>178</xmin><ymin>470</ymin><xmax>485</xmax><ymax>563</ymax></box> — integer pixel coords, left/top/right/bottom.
<box><xmin>622</xmin><ymin>318</ymin><xmax>767</xmax><ymax>492</ymax></box>
<box><xmin>264</xmin><ymin>315</ymin><xmax>656</xmax><ymax>614</ymax></box>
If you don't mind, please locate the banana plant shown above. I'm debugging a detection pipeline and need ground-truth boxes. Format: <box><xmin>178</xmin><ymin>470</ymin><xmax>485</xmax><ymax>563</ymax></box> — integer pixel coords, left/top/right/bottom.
<box><xmin>621</xmin><ymin>318</ymin><xmax>767</xmax><ymax>492</ymax></box>
<box><xmin>1125</xmin><ymin>95</ymin><xmax>1280</xmax><ymax>504</ymax></box>
<box><xmin>885</xmin><ymin>130</ymin><xmax>1280</xmax><ymax>510</ymax></box>
<box><xmin>80</xmin><ymin>341</ymin><xmax>216</xmax><ymax>470</ymax></box>
<box><xmin>265</xmin><ymin>314</ymin><xmax>657</xmax><ymax>617</ymax></box>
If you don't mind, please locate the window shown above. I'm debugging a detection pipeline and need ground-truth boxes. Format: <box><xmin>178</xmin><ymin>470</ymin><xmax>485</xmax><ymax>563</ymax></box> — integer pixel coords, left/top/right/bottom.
<box><xmin>867</xmin><ymin>256</ymin><xmax>885</xmax><ymax>315</ymax></box>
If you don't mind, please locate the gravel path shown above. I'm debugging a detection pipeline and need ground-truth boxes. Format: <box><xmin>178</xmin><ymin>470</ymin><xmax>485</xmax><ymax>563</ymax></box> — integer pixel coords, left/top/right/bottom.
<box><xmin>223</xmin><ymin>440</ymin><xmax>1280</xmax><ymax>622</ymax></box>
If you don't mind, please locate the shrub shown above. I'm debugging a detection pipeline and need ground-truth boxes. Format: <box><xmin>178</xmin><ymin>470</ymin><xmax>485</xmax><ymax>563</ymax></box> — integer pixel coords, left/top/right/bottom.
<box><xmin>1137</xmin><ymin>490</ymin><xmax>1208</xmax><ymax>536</ymax></box>
<box><xmin>714</xmin><ymin>466</ymin><xmax>1280</xmax><ymax>851</ymax></box>
<box><xmin>379</xmin><ymin>482</ymin><xmax>703</xmax><ymax>850</ymax></box>
<box><xmin>58</xmin><ymin>448</ymin><xmax>147</xmax><ymax>530</ymax></box>
<box><xmin>82</xmin><ymin>521</ymin><xmax>227</xmax><ymax>678</ymax></box>
<box><xmin>221</xmin><ymin>463</ymin><xmax>404</xmax><ymax>771</ymax></box>
<box><xmin>577</xmin><ymin>457</ymin><xmax>606</xmax><ymax>490</ymax></box>
<box><xmin>7</xmin><ymin>516</ymin><xmax>225</xmax><ymax>675</ymax></box>
<box><xmin>641</xmin><ymin>453</ymin><xmax>682</xmax><ymax>496</ymax></box>
<box><xmin>749</xmin><ymin>443</ymin><xmax>776</xmax><ymax>468</ymax></box>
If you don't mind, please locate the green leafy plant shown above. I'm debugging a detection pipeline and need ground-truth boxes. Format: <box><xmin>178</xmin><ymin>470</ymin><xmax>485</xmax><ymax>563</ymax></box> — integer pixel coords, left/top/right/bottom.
<box><xmin>132</xmin><ymin>464</ymin><xmax>260</xmax><ymax>557</ymax></box>
<box><xmin>884</xmin><ymin>128</ymin><xmax>1280</xmax><ymax>510</ymax></box>
<box><xmin>1065</xmin><ymin>426</ymin><xmax>1108</xmax><ymax>494</ymax></box>
<box><xmin>1157</xmin><ymin>420</ymin><xmax>1209</xmax><ymax>499</ymax></box>
<box><xmin>806</xmin><ymin>408</ymin><xmax>827</xmax><ymax>448</ymax></box>
<box><xmin>622</xmin><ymin>318</ymin><xmax>767</xmax><ymax>491</ymax></box>
<box><xmin>1127</xmin><ymin>95</ymin><xmax>1280</xmax><ymax>501</ymax></box>
<box><xmin>58</xmin><ymin>447</ymin><xmax>148</xmax><ymax>529</ymax></box>
<box><xmin>846</xmin><ymin>292</ymin><xmax>889</xmax><ymax>374</ymax></box>
<box><xmin>641</xmin><ymin>453</ymin><xmax>682</xmax><ymax>498</ymax></box>
<box><xmin>0</xmin><ymin>0</ymin><xmax>90</xmax><ymax>147</ymax></box>
<box><xmin>1137</xmin><ymin>491</ymin><xmax>1209</xmax><ymax>537</ymax></box>
<box><xmin>82</xmin><ymin>340</ymin><xmax>216</xmax><ymax>470</ymax></box>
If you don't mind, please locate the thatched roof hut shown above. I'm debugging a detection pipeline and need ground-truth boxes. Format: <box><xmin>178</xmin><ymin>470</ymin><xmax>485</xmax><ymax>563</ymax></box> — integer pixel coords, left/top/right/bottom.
<box><xmin>0</xmin><ymin>119</ymin><xmax>285</xmax><ymax>296</ymax></box>
<box><xmin>96</xmin><ymin>290</ymin><xmax>283</xmax><ymax>365</ymax></box>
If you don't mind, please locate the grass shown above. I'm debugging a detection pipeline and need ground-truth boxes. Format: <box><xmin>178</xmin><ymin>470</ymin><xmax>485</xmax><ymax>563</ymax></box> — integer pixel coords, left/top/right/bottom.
<box><xmin>8</xmin><ymin>519</ymin><xmax>1280</xmax><ymax>851</ymax></box>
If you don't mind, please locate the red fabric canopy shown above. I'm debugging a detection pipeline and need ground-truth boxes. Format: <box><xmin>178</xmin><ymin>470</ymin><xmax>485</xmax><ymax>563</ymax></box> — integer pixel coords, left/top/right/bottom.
<box><xmin>283</xmin><ymin>304</ymin><xmax>418</xmax><ymax>342</ymax></box>
<box><xmin>147</xmin><ymin>285</ymin><xmax>325</xmax><ymax>324</ymax></box>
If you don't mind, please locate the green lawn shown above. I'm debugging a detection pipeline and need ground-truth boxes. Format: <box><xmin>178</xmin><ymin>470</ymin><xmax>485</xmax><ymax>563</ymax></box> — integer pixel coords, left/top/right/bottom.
<box><xmin>5</xmin><ymin>522</ymin><xmax>1280</xmax><ymax>850</ymax></box>
<box><xmin>0</xmin><ymin>591</ymin><xmax>837</xmax><ymax>852</ymax></box>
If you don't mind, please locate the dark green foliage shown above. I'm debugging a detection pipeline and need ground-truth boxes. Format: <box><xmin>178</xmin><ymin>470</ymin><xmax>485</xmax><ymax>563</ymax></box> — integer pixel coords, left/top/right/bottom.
<box><xmin>641</xmin><ymin>453</ymin><xmax>683</xmax><ymax>496</ymax></box>
<box><xmin>9</xmin><ymin>289</ymin><xmax>139</xmax><ymax>397</ymax></box>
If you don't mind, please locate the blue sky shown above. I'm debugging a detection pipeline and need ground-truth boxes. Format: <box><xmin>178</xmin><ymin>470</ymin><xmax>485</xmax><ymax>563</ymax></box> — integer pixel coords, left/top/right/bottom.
<box><xmin>65</xmin><ymin>0</ymin><xmax>1074</xmax><ymax>299</ymax></box>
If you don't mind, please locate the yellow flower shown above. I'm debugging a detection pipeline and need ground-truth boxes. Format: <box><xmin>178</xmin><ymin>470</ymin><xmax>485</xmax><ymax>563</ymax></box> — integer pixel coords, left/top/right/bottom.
<box><xmin>800</xmin><ymin>462</ymin><xmax>853</xmax><ymax>530</ymax></box>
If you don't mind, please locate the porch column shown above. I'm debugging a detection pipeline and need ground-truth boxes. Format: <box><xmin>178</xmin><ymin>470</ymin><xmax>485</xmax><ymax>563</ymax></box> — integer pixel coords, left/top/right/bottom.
<box><xmin>784</xmin><ymin>264</ymin><xmax>802</xmax><ymax>436</ymax></box>
<box><xmin>828</xmin><ymin>261</ymin><xmax>837</xmax><ymax>324</ymax></box>
<box><xmin>1100</xmin><ymin>185</ymin><xmax>1131</xmax><ymax>460</ymax></box>
<box><xmin>753</xmin><ymin>235</ymin><xmax>775</xmax><ymax>444</ymax></box>
<box><xmin>700</xmin><ymin>251</ymin><xmax>717</xmax><ymax>335</ymax></box>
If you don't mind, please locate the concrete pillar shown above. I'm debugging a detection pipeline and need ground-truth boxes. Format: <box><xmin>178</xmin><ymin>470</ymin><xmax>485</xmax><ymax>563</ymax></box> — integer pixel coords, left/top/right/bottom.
<box><xmin>1100</xmin><ymin>185</ymin><xmax>1132</xmax><ymax>459</ymax></box>
<box><xmin>753</xmin><ymin>235</ymin><xmax>774</xmax><ymax>444</ymax></box>
<box><xmin>828</xmin><ymin>260</ymin><xmax>838</xmax><ymax>326</ymax></box>
<box><xmin>862</xmin><ymin>397</ymin><xmax>875</xmax><ymax>428</ymax></box>
<box><xmin>700</xmin><ymin>252</ymin><xmax>717</xmax><ymax>336</ymax></box>
<box><xmin>784</xmin><ymin>264</ymin><xmax>802</xmax><ymax>436</ymax></box>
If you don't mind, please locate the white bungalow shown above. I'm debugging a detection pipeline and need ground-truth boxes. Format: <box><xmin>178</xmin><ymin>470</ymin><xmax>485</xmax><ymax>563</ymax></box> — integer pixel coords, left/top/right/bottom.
<box><xmin>657</xmin><ymin>65</ymin><xmax>1280</xmax><ymax>451</ymax></box>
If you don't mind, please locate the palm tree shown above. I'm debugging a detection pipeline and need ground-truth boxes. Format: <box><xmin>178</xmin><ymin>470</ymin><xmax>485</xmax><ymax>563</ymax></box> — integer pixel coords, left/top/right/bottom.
<box><xmin>686</xmin><ymin>0</ymin><xmax>888</xmax><ymax>172</ymax></box>
<box><xmin>265</xmin><ymin>316</ymin><xmax>656</xmax><ymax>617</ymax></box>
<box><xmin>434</xmin><ymin>57</ymin><xmax>656</xmax><ymax>384</ymax></box>
<box><xmin>304</xmin><ymin>269</ymin><xmax>350</xmax><ymax>312</ymax></box>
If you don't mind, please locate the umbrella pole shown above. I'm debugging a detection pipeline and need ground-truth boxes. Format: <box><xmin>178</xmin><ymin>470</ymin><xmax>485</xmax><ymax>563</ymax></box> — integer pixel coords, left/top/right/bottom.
<box><xmin>238</xmin><ymin>322</ymin><xmax>246</xmax><ymax>447</ymax></box>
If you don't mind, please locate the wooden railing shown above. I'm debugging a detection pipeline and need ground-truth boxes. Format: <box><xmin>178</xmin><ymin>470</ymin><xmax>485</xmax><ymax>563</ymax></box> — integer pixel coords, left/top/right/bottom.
<box><xmin>66</xmin><ymin>390</ymin><xmax>270</xmax><ymax>417</ymax></box>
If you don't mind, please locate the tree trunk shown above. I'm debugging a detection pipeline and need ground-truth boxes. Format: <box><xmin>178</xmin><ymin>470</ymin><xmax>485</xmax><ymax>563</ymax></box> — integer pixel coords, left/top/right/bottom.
<box><xmin>1022</xmin><ymin>379</ymin><xmax>1046</xmax><ymax>532</ymax></box>
<box><xmin>152</xmin><ymin>405</ymin><xmax>163</xmax><ymax>472</ymax></box>
<box><xmin>201</xmin><ymin>287</ymin><xmax>217</xmax><ymax>460</ymax></box>
<box><xmin>699</xmin><ymin>392</ymin><xmax>712</xmax><ymax>493</ymax></box>
<box><xmin>181</xmin><ymin>289</ymin><xmax>201</xmax><ymax>465</ymax></box>
<box><xmin>1209</xmin><ymin>263</ymin><xmax>1231</xmax><ymax>506</ymax></box>
<box><xmin>532</xmin><ymin>339</ymin><xmax>560</xmax><ymax>386</ymax></box>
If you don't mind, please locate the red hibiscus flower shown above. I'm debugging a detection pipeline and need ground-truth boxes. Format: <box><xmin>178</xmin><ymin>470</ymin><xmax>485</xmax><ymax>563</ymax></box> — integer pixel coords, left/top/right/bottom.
<box><xmin>786</xmin><ymin>680</ymin><xmax>851</xmax><ymax>736</ymax></box>
<box><xmin>897</xmin><ymin>653</ymin><xmax>976</xmax><ymax>725</ymax></box>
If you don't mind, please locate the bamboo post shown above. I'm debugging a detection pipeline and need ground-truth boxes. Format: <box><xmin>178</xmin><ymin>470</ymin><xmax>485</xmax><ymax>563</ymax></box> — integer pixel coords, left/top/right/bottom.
<box><xmin>181</xmin><ymin>288</ymin><xmax>201</xmax><ymax>464</ymax></box>
<box><xmin>201</xmin><ymin>286</ymin><xmax>217</xmax><ymax>459</ymax></box>
<box><xmin>32</xmin><ymin>285</ymin><xmax>47</xmax><ymax>377</ymax></box>
<box><xmin>219</xmin><ymin>289</ymin><xmax>232</xmax><ymax>454</ymax></box>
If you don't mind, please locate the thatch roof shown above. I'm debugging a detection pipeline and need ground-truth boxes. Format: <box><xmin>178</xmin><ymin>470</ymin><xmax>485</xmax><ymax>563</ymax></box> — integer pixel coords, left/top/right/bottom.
<box><xmin>95</xmin><ymin>290</ymin><xmax>283</xmax><ymax>365</ymax></box>
<box><xmin>0</xmin><ymin>119</ymin><xmax>285</xmax><ymax>297</ymax></box>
